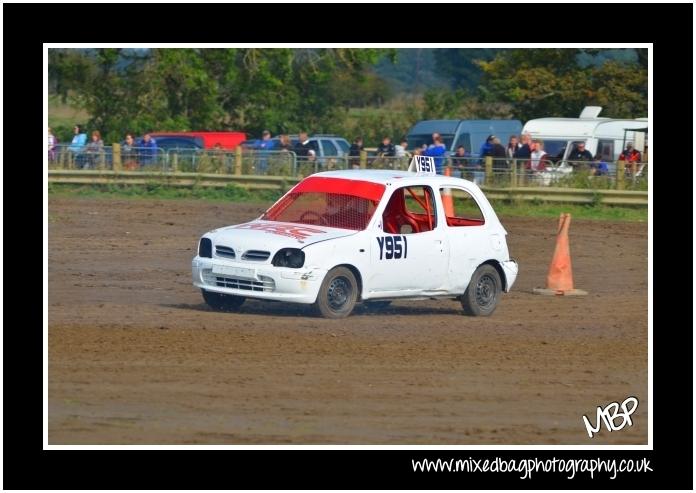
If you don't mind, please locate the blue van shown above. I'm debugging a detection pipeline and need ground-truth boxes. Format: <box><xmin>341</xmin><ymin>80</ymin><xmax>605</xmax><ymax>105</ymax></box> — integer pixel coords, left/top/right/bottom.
<box><xmin>406</xmin><ymin>119</ymin><xmax>523</xmax><ymax>157</ymax></box>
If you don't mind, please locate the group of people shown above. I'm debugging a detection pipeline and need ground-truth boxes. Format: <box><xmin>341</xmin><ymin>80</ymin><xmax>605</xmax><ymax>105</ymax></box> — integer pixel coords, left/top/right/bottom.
<box><xmin>51</xmin><ymin>125</ymin><xmax>644</xmax><ymax>179</ymax></box>
<box><xmin>248</xmin><ymin>131</ymin><xmax>316</xmax><ymax>157</ymax></box>
<box><xmin>48</xmin><ymin>125</ymin><xmax>161</xmax><ymax>169</ymax></box>
<box><xmin>348</xmin><ymin>133</ymin><xmax>449</xmax><ymax>173</ymax></box>
<box><xmin>48</xmin><ymin>125</ymin><xmax>105</xmax><ymax>168</ymax></box>
<box><xmin>504</xmin><ymin>133</ymin><xmax>642</xmax><ymax>177</ymax></box>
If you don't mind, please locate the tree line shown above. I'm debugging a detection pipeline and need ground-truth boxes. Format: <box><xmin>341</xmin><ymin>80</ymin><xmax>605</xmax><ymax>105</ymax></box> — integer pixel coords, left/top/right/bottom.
<box><xmin>49</xmin><ymin>48</ymin><xmax>647</xmax><ymax>145</ymax></box>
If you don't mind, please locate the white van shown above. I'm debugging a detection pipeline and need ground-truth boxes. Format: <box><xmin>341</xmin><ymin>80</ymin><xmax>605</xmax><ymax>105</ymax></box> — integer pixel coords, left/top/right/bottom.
<box><xmin>522</xmin><ymin>106</ymin><xmax>648</xmax><ymax>175</ymax></box>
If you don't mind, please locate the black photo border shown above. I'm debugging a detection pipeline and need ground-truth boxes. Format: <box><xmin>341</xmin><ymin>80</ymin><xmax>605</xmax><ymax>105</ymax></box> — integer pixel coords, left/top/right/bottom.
<box><xmin>5</xmin><ymin>2</ymin><xmax>691</xmax><ymax>489</ymax></box>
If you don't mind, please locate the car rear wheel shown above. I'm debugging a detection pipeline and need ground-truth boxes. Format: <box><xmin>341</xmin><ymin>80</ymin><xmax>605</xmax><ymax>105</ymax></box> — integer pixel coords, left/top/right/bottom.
<box><xmin>201</xmin><ymin>289</ymin><xmax>245</xmax><ymax>312</ymax></box>
<box><xmin>315</xmin><ymin>267</ymin><xmax>358</xmax><ymax>319</ymax></box>
<box><xmin>460</xmin><ymin>264</ymin><xmax>501</xmax><ymax>316</ymax></box>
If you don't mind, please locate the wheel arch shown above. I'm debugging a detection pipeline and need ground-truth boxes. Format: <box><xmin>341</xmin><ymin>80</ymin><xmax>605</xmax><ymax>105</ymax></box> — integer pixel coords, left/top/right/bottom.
<box><xmin>479</xmin><ymin>259</ymin><xmax>509</xmax><ymax>292</ymax></box>
<box><xmin>330</xmin><ymin>263</ymin><xmax>364</xmax><ymax>301</ymax></box>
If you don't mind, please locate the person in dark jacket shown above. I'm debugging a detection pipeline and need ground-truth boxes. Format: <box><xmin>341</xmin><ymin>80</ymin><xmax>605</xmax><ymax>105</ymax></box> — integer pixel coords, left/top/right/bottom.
<box><xmin>376</xmin><ymin>136</ymin><xmax>396</xmax><ymax>157</ymax></box>
<box><xmin>513</xmin><ymin>133</ymin><xmax>532</xmax><ymax>160</ymax></box>
<box><xmin>450</xmin><ymin>145</ymin><xmax>469</xmax><ymax>178</ymax></box>
<box><xmin>478</xmin><ymin>135</ymin><xmax>495</xmax><ymax>159</ymax></box>
<box><xmin>490</xmin><ymin>137</ymin><xmax>507</xmax><ymax>170</ymax></box>
<box><xmin>348</xmin><ymin>137</ymin><xmax>364</xmax><ymax>169</ymax></box>
<box><xmin>567</xmin><ymin>141</ymin><xmax>594</xmax><ymax>170</ymax></box>
<box><xmin>294</xmin><ymin>131</ymin><xmax>318</xmax><ymax>160</ymax></box>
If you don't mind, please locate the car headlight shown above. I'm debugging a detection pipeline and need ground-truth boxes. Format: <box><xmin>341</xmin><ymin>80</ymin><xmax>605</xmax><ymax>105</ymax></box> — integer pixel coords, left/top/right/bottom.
<box><xmin>199</xmin><ymin>237</ymin><xmax>212</xmax><ymax>258</ymax></box>
<box><xmin>272</xmin><ymin>248</ymin><xmax>305</xmax><ymax>268</ymax></box>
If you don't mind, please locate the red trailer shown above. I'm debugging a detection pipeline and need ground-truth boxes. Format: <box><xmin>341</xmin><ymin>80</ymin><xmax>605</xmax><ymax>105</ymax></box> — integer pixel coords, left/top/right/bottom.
<box><xmin>148</xmin><ymin>131</ymin><xmax>248</xmax><ymax>150</ymax></box>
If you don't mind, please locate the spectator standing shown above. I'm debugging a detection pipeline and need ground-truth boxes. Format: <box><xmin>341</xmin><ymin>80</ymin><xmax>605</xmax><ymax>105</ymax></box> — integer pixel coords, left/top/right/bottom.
<box><xmin>394</xmin><ymin>138</ymin><xmax>410</xmax><ymax>170</ymax></box>
<box><xmin>514</xmin><ymin>132</ymin><xmax>532</xmax><ymax>160</ymax></box>
<box><xmin>424</xmin><ymin>134</ymin><xmax>447</xmax><ymax>174</ymax></box>
<box><xmin>567</xmin><ymin>141</ymin><xmax>593</xmax><ymax>171</ymax></box>
<box><xmin>348</xmin><ymin>137</ymin><xmax>364</xmax><ymax>169</ymax></box>
<box><xmin>506</xmin><ymin>135</ymin><xmax>520</xmax><ymax>160</ymax></box>
<box><xmin>528</xmin><ymin>140</ymin><xmax>549</xmax><ymax>172</ymax></box>
<box><xmin>254</xmin><ymin>130</ymin><xmax>275</xmax><ymax>175</ymax></box>
<box><xmin>48</xmin><ymin>127</ymin><xmax>58</xmax><ymax>162</ymax></box>
<box><xmin>376</xmin><ymin>136</ymin><xmax>396</xmax><ymax>169</ymax></box>
<box><xmin>506</xmin><ymin>135</ymin><xmax>520</xmax><ymax>170</ymax></box>
<box><xmin>592</xmin><ymin>154</ymin><xmax>610</xmax><ymax>176</ymax></box>
<box><xmin>619</xmin><ymin>142</ymin><xmax>642</xmax><ymax>164</ymax></box>
<box><xmin>122</xmin><ymin>133</ymin><xmax>138</xmax><ymax>171</ymax></box>
<box><xmin>83</xmin><ymin>130</ymin><xmax>104</xmax><ymax>169</ymax></box>
<box><xmin>68</xmin><ymin>124</ymin><xmax>87</xmax><ymax>152</ymax></box>
<box><xmin>294</xmin><ymin>131</ymin><xmax>318</xmax><ymax>174</ymax></box>
<box><xmin>277</xmin><ymin>134</ymin><xmax>293</xmax><ymax>152</ymax></box>
<box><xmin>490</xmin><ymin>137</ymin><xmax>507</xmax><ymax>170</ymax></box>
<box><xmin>478</xmin><ymin>135</ymin><xmax>495</xmax><ymax>160</ymax></box>
<box><xmin>139</xmin><ymin>132</ymin><xmax>159</xmax><ymax>167</ymax></box>
<box><xmin>450</xmin><ymin>145</ymin><xmax>469</xmax><ymax>178</ymax></box>
<box><xmin>376</xmin><ymin>136</ymin><xmax>396</xmax><ymax>157</ymax></box>
<box><xmin>394</xmin><ymin>138</ymin><xmax>409</xmax><ymax>157</ymax></box>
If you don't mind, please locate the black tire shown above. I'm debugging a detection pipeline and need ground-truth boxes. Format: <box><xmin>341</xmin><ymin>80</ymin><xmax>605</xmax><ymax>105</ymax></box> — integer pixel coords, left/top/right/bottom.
<box><xmin>364</xmin><ymin>300</ymin><xmax>392</xmax><ymax>311</ymax></box>
<box><xmin>201</xmin><ymin>289</ymin><xmax>245</xmax><ymax>312</ymax></box>
<box><xmin>460</xmin><ymin>264</ymin><xmax>502</xmax><ymax>316</ymax></box>
<box><xmin>314</xmin><ymin>267</ymin><xmax>358</xmax><ymax>319</ymax></box>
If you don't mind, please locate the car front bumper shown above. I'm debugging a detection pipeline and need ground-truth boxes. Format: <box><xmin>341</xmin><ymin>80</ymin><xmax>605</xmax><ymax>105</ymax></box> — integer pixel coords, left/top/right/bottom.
<box><xmin>192</xmin><ymin>256</ymin><xmax>326</xmax><ymax>304</ymax></box>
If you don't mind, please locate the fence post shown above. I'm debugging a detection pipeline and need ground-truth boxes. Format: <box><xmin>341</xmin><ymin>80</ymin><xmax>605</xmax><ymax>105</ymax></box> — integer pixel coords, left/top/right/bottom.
<box><xmin>112</xmin><ymin>143</ymin><xmax>122</xmax><ymax>172</ymax></box>
<box><xmin>510</xmin><ymin>159</ymin><xmax>517</xmax><ymax>187</ymax></box>
<box><xmin>235</xmin><ymin>146</ymin><xmax>242</xmax><ymax>175</ymax></box>
<box><xmin>616</xmin><ymin>160</ymin><xmax>625</xmax><ymax>190</ymax></box>
<box><xmin>485</xmin><ymin>156</ymin><xmax>493</xmax><ymax>185</ymax></box>
<box><xmin>171</xmin><ymin>152</ymin><xmax>178</xmax><ymax>172</ymax></box>
<box><xmin>360</xmin><ymin>150</ymin><xmax>367</xmax><ymax>169</ymax></box>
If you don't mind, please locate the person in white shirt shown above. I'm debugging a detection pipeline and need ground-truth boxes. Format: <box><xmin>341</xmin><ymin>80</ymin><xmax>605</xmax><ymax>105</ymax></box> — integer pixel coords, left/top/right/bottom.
<box><xmin>529</xmin><ymin>139</ymin><xmax>549</xmax><ymax>172</ymax></box>
<box><xmin>394</xmin><ymin>138</ymin><xmax>409</xmax><ymax>158</ymax></box>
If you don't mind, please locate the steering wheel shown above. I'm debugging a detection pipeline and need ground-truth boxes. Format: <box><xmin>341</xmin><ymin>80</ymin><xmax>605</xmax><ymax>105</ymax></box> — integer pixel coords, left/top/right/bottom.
<box><xmin>300</xmin><ymin>210</ymin><xmax>328</xmax><ymax>225</ymax></box>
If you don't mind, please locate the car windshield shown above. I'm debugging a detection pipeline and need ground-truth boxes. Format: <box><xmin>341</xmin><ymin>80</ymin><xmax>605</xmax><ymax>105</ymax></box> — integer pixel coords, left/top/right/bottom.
<box><xmin>539</xmin><ymin>139</ymin><xmax>570</xmax><ymax>160</ymax></box>
<box><xmin>262</xmin><ymin>177</ymin><xmax>385</xmax><ymax>231</ymax></box>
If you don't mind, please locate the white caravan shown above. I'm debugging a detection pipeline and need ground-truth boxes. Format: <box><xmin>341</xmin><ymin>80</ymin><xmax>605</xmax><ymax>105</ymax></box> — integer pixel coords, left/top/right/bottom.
<box><xmin>522</xmin><ymin>106</ymin><xmax>648</xmax><ymax>175</ymax></box>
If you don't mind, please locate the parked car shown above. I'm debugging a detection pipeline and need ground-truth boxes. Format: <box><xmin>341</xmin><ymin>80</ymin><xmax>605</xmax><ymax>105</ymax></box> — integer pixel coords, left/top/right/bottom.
<box><xmin>242</xmin><ymin>134</ymin><xmax>351</xmax><ymax>166</ymax></box>
<box><xmin>147</xmin><ymin>131</ymin><xmax>248</xmax><ymax>151</ymax></box>
<box><xmin>192</xmin><ymin>158</ymin><xmax>518</xmax><ymax>318</ymax></box>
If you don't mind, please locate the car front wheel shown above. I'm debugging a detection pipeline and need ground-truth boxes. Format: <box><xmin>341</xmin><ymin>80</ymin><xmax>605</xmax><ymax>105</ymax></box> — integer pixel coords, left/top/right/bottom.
<box><xmin>201</xmin><ymin>289</ymin><xmax>245</xmax><ymax>312</ymax></box>
<box><xmin>460</xmin><ymin>264</ymin><xmax>501</xmax><ymax>316</ymax></box>
<box><xmin>315</xmin><ymin>267</ymin><xmax>358</xmax><ymax>319</ymax></box>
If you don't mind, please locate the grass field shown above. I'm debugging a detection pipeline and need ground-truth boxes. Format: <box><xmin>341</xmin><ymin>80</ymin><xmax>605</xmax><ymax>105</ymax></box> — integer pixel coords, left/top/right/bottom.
<box><xmin>48</xmin><ymin>183</ymin><xmax>648</xmax><ymax>222</ymax></box>
<box><xmin>48</xmin><ymin>95</ymin><xmax>90</xmax><ymax>129</ymax></box>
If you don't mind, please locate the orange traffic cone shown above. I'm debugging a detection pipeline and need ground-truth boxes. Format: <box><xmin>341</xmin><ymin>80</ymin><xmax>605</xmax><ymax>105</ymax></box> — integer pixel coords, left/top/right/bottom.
<box><xmin>443</xmin><ymin>167</ymin><xmax>455</xmax><ymax>217</ymax></box>
<box><xmin>533</xmin><ymin>213</ymin><xmax>588</xmax><ymax>296</ymax></box>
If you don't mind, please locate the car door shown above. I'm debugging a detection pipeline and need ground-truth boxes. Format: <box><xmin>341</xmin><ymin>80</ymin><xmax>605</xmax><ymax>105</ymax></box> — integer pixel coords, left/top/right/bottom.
<box><xmin>439</xmin><ymin>185</ymin><xmax>490</xmax><ymax>293</ymax></box>
<box><xmin>368</xmin><ymin>185</ymin><xmax>449</xmax><ymax>295</ymax></box>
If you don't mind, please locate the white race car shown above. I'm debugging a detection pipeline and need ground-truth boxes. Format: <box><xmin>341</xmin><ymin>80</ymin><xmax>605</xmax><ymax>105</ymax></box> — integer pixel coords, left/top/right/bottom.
<box><xmin>192</xmin><ymin>157</ymin><xmax>518</xmax><ymax>318</ymax></box>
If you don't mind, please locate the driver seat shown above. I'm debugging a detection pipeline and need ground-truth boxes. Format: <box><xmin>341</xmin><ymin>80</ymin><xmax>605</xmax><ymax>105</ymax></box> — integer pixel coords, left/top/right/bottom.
<box><xmin>382</xmin><ymin>189</ymin><xmax>418</xmax><ymax>234</ymax></box>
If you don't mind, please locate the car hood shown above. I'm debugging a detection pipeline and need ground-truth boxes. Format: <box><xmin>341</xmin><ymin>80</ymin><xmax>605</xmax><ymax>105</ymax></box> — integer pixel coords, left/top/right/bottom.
<box><xmin>208</xmin><ymin>220</ymin><xmax>358</xmax><ymax>251</ymax></box>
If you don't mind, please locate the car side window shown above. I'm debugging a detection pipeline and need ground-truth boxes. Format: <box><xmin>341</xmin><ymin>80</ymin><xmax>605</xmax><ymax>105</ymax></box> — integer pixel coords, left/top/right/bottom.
<box><xmin>336</xmin><ymin>140</ymin><xmax>350</xmax><ymax>154</ymax></box>
<box><xmin>321</xmin><ymin>139</ymin><xmax>338</xmax><ymax>156</ymax></box>
<box><xmin>440</xmin><ymin>187</ymin><xmax>485</xmax><ymax>227</ymax></box>
<box><xmin>382</xmin><ymin>186</ymin><xmax>437</xmax><ymax>235</ymax></box>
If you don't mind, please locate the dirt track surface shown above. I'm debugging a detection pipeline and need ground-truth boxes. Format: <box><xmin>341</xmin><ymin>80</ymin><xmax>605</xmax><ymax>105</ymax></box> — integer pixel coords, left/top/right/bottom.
<box><xmin>48</xmin><ymin>196</ymin><xmax>648</xmax><ymax>444</ymax></box>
